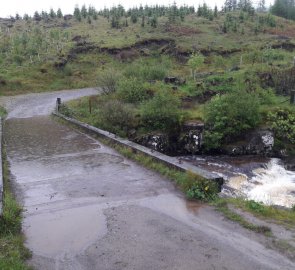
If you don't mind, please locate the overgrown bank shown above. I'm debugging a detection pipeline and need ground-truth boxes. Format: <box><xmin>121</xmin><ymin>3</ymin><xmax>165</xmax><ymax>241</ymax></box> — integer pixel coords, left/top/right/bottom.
<box><xmin>0</xmin><ymin>108</ymin><xmax>31</xmax><ymax>270</ymax></box>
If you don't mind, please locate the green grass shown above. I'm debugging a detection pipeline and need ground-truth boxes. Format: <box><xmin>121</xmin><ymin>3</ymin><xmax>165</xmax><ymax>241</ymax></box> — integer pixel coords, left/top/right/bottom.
<box><xmin>0</xmin><ymin>149</ymin><xmax>32</xmax><ymax>269</ymax></box>
<box><xmin>214</xmin><ymin>199</ymin><xmax>272</xmax><ymax>235</ymax></box>
<box><xmin>0</xmin><ymin>107</ymin><xmax>7</xmax><ymax>118</ymax></box>
<box><xmin>223</xmin><ymin>198</ymin><xmax>295</xmax><ymax>228</ymax></box>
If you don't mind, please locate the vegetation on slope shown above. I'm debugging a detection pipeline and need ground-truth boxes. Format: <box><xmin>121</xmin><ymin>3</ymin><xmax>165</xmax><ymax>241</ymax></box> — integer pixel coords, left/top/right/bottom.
<box><xmin>0</xmin><ymin>147</ymin><xmax>32</xmax><ymax>269</ymax></box>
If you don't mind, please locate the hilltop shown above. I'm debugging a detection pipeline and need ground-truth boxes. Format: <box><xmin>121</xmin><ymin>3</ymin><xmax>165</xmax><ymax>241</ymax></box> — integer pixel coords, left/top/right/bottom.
<box><xmin>0</xmin><ymin>5</ymin><xmax>294</xmax><ymax>93</ymax></box>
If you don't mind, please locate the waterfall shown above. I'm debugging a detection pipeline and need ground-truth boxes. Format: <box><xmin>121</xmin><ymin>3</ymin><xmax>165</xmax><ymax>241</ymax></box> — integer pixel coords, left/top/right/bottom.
<box><xmin>245</xmin><ymin>159</ymin><xmax>295</xmax><ymax>208</ymax></box>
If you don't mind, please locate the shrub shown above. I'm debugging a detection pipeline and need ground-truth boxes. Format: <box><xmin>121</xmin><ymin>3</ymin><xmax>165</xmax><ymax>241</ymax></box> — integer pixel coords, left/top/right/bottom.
<box><xmin>204</xmin><ymin>90</ymin><xmax>261</xmax><ymax>149</ymax></box>
<box><xmin>262</xmin><ymin>49</ymin><xmax>285</xmax><ymax>63</ymax></box>
<box><xmin>123</xmin><ymin>57</ymin><xmax>170</xmax><ymax>81</ymax></box>
<box><xmin>98</xmin><ymin>100</ymin><xmax>137</xmax><ymax>136</ymax></box>
<box><xmin>117</xmin><ymin>77</ymin><xmax>149</xmax><ymax>103</ymax></box>
<box><xmin>140</xmin><ymin>89</ymin><xmax>181</xmax><ymax>132</ymax></box>
<box><xmin>186</xmin><ymin>178</ymin><xmax>219</xmax><ymax>202</ymax></box>
<box><xmin>188</xmin><ymin>53</ymin><xmax>205</xmax><ymax>80</ymax></box>
<box><xmin>97</xmin><ymin>68</ymin><xmax>121</xmax><ymax>94</ymax></box>
<box><xmin>59</xmin><ymin>104</ymin><xmax>74</xmax><ymax>117</ymax></box>
<box><xmin>124</xmin><ymin>64</ymin><xmax>167</xmax><ymax>81</ymax></box>
<box><xmin>245</xmin><ymin>200</ymin><xmax>266</xmax><ymax>214</ymax></box>
<box><xmin>268</xmin><ymin>108</ymin><xmax>295</xmax><ymax>144</ymax></box>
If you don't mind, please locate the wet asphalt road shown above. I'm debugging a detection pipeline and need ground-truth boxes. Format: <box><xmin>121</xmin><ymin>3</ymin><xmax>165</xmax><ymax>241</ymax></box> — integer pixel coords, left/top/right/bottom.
<box><xmin>1</xmin><ymin>89</ymin><xmax>295</xmax><ymax>270</ymax></box>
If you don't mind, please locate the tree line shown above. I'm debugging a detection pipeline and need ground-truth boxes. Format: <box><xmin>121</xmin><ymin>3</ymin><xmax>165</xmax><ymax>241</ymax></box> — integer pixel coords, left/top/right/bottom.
<box><xmin>270</xmin><ymin>0</ymin><xmax>295</xmax><ymax>20</ymax></box>
<box><xmin>6</xmin><ymin>0</ymin><xmax>295</xmax><ymax>25</ymax></box>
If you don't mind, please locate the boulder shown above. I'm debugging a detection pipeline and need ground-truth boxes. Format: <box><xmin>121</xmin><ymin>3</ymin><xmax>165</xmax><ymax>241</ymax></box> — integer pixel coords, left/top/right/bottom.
<box><xmin>135</xmin><ymin>133</ymin><xmax>171</xmax><ymax>153</ymax></box>
<box><xmin>223</xmin><ymin>129</ymin><xmax>274</xmax><ymax>156</ymax></box>
<box><xmin>63</xmin><ymin>14</ymin><xmax>73</xmax><ymax>20</ymax></box>
<box><xmin>178</xmin><ymin>121</ymin><xmax>204</xmax><ymax>154</ymax></box>
<box><xmin>164</xmin><ymin>76</ymin><xmax>186</xmax><ymax>85</ymax></box>
<box><xmin>179</xmin><ymin>130</ymin><xmax>202</xmax><ymax>154</ymax></box>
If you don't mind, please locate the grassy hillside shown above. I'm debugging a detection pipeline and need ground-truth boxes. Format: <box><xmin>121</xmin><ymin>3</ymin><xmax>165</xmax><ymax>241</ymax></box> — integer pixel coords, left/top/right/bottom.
<box><xmin>0</xmin><ymin>10</ymin><xmax>294</xmax><ymax>94</ymax></box>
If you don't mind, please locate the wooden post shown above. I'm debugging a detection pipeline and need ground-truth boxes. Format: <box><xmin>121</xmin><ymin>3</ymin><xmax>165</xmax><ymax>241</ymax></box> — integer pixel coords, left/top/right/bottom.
<box><xmin>56</xmin><ymin>98</ymin><xmax>61</xmax><ymax>112</ymax></box>
<box><xmin>291</xmin><ymin>90</ymin><xmax>295</xmax><ymax>105</ymax></box>
<box><xmin>89</xmin><ymin>97</ymin><xmax>92</xmax><ymax>114</ymax></box>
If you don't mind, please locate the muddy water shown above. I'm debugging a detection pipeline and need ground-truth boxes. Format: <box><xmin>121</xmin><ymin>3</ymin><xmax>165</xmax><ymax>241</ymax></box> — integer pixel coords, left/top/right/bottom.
<box><xmin>2</xmin><ymin>89</ymin><xmax>295</xmax><ymax>270</ymax></box>
<box><xmin>182</xmin><ymin>155</ymin><xmax>295</xmax><ymax>208</ymax></box>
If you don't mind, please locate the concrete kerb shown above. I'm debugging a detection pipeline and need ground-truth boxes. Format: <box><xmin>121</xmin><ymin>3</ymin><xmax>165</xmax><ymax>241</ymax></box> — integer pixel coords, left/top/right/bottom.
<box><xmin>0</xmin><ymin>118</ymin><xmax>3</xmax><ymax>216</ymax></box>
<box><xmin>53</xmin><ymin>112</ymin><xmax>224</xmax><ymax>190</ymax></box>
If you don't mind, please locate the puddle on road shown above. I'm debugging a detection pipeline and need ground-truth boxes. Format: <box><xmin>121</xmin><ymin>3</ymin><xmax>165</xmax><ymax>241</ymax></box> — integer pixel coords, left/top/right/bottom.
<box><xmin>24</xmin><ymin>183</ymin><xmax>66</xmax><ymax>206</ymax></box>
<box><xmin>4</xmin><ymin>117</ymin><xmax>101</xmax><ymax>161</ymax></box>
<box><xmin>185</xmin><ymin>200</ymin><xmax>204</xmax><ymax>214</ymax></box>
<box><xmin>139</xmin><ymin>194</ymin><xmax>204</xmax><ymax>223</ymax></box>
<box><xmin>23</xmin><ymin>204</ymin><xmax>107</xmax><ymax>258</ymax></box>
<box><xmin>11</xmin><ymin>152</ymin><xmax>125</xmax><ymax>185</ymax></box>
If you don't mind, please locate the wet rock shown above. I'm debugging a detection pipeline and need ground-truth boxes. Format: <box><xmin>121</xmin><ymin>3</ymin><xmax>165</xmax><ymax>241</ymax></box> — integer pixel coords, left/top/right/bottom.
<box><xmin>283</xmin><ymin>157</ymin><xmax>295</xmax><ymax>171</ymax></box>
<box><xmin>259</xmin><ymin>72</ymin><xmax>275</xmax><ymax>88</ymax></box>
<box><xmin>63</xmin><ymin>14</ymin><xmax>73</xmax><ymax>20</ymax></box>
<box><xmin>0</xmin><ymin>77</ymin><xmax>7</xmax><ymax>86</ymax></box>
<box><xmin>230</xmin><ymin>65</ymin><xmax>240</xmax><ymax>72</ymax></box>
<box><xmin>115</xmin><ymin>49</ymin><xmax>139</xmax><ymax>62</ymax></box>
<box><xmin>179</xmin><ymin>130</ymin><xmax>202</xmax><ymax>154</ymax></box>
<box><xmin>223</xmin><ymin>129</ymin><xmax>275</xmax><ymax>156</ymax></box>
<box><xmin>135</xmin><ymin>133</ymin><xmax>171</xmax><ymax>153</ymax></box>
<box><xmin>40</xmin><ymin>67</ymin><xmax>47</xmax><ymax>73</ymax></box>
<box><xmin>72</xmin><ymin>35</ymin><xmax>83</xmax><ymax>42</ymax></box>
<box><xmin>164</xmin><ymin>77</ymin><xmax>186</xmax><ymax>85</ymax></box>
<box><xmin>54</xmin><ymin>58</ymin><xmax>67</xmax><ymax>69</ymax></box>
<box><xmin>178</xmin><ymin>121</ymin><xmax>205</xmax><ymax>154</ymax></box>
<box><xmin>139</xmin><ymin>48</ymin><xmax>150</xmax><ymax>56</ymax></box>
<box><xmin>183</xmin><ymin>121</ymin><xmax>204</xmax><ymax>132</ymax></box>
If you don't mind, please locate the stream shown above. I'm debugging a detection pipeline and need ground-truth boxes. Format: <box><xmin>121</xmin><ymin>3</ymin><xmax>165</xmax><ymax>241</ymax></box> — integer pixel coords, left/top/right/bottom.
<box><xmin>182</xmin><ymin>155</ymin><xmax>295</xmax><ymax>208</ymax></box>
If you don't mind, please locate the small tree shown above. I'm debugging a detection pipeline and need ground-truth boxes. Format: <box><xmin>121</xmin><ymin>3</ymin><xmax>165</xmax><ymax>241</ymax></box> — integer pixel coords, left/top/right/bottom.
<box><xmin>131</xmin><ymin>13</ymin><xmax>138</xmax><ymax>23</ymax></box>
<box><xmin>214</xmin><ymin>5</ymin><xmax>218</xmax><ymax>17</ymax></box>
<box><xmin>140</xmin><ymin>89</ymin><xmax>181</xmax><ymax>132</ymax></box>
<box><xmin>81</xmin><ymin>5</ymin><xmax>88</xmax><ymax>18</ymax></box>
<box><xmin>188</xmin><ymin>53</ymin><xmax>205</xmax><ymax>80</ymax></box>
<box><xmin>204</xmin><ymin>90</ymin><xmax>261</xmax><ymax>149</ymax></box>
<box><xmin>33</xmin><ymin>11</ymin><xmax>41</xmax><ymax>21</ymax></box>
<box><xmin>150</xmin><ymin>16</ymin><xmax>157</xmax><ymax>28</ymax></box>
<box><xmin>117</xmin><ymin>77</ymin><xmax>149</xmax><ymax>103</ymax></box>
<box><xmin>99</xmin><ymin>100</ymin><xmax>136</xmax><ymax>136</ymax></box>
<box><xmin>49</xmin><ymin>8</ymin><xmax>56</xmax><ymax>18</ymax></box>
<box><xmin>97</xmin><ymin>68</ymin><xmax>121</xmax><ymax>94</ymax></box>
<box><xmin>23</xmin><ymin>14</ymin><xmax>30</xmax><ymax>21</ymax></box>
<box><xmin>74</xmin><ymin>6</ymin><xmax>81</xmax><ymax>21</ymax></box>
<box><xmin>57</xmin><ymin>8</ymin><xmax>63</xmax><ymax>18</ymax></box>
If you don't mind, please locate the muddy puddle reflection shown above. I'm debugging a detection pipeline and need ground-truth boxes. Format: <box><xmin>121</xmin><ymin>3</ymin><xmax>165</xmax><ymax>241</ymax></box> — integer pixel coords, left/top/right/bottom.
<box><xmin>139</xmin><ymin>194</ymin><xmax>205</xmax><ymax>224</ymax></box>
<box><xmin>23</xmin><ymin>204</ymin><xmax>107</xmax><ymax>257</ymax></box>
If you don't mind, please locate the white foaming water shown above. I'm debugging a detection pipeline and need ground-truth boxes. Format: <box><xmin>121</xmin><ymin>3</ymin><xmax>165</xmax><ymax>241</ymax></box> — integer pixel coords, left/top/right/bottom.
<box><xmin>245</xmin><ymin>158</ymin><xmax>295</xmax><ymax>208</ymax></box>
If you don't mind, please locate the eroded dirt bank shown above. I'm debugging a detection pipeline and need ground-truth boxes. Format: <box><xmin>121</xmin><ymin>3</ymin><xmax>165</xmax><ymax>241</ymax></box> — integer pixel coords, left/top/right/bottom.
<box><xmin>1</xmin><ymin>89</ymin><xmax>294</xmax><ymax>270</ymax></box>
